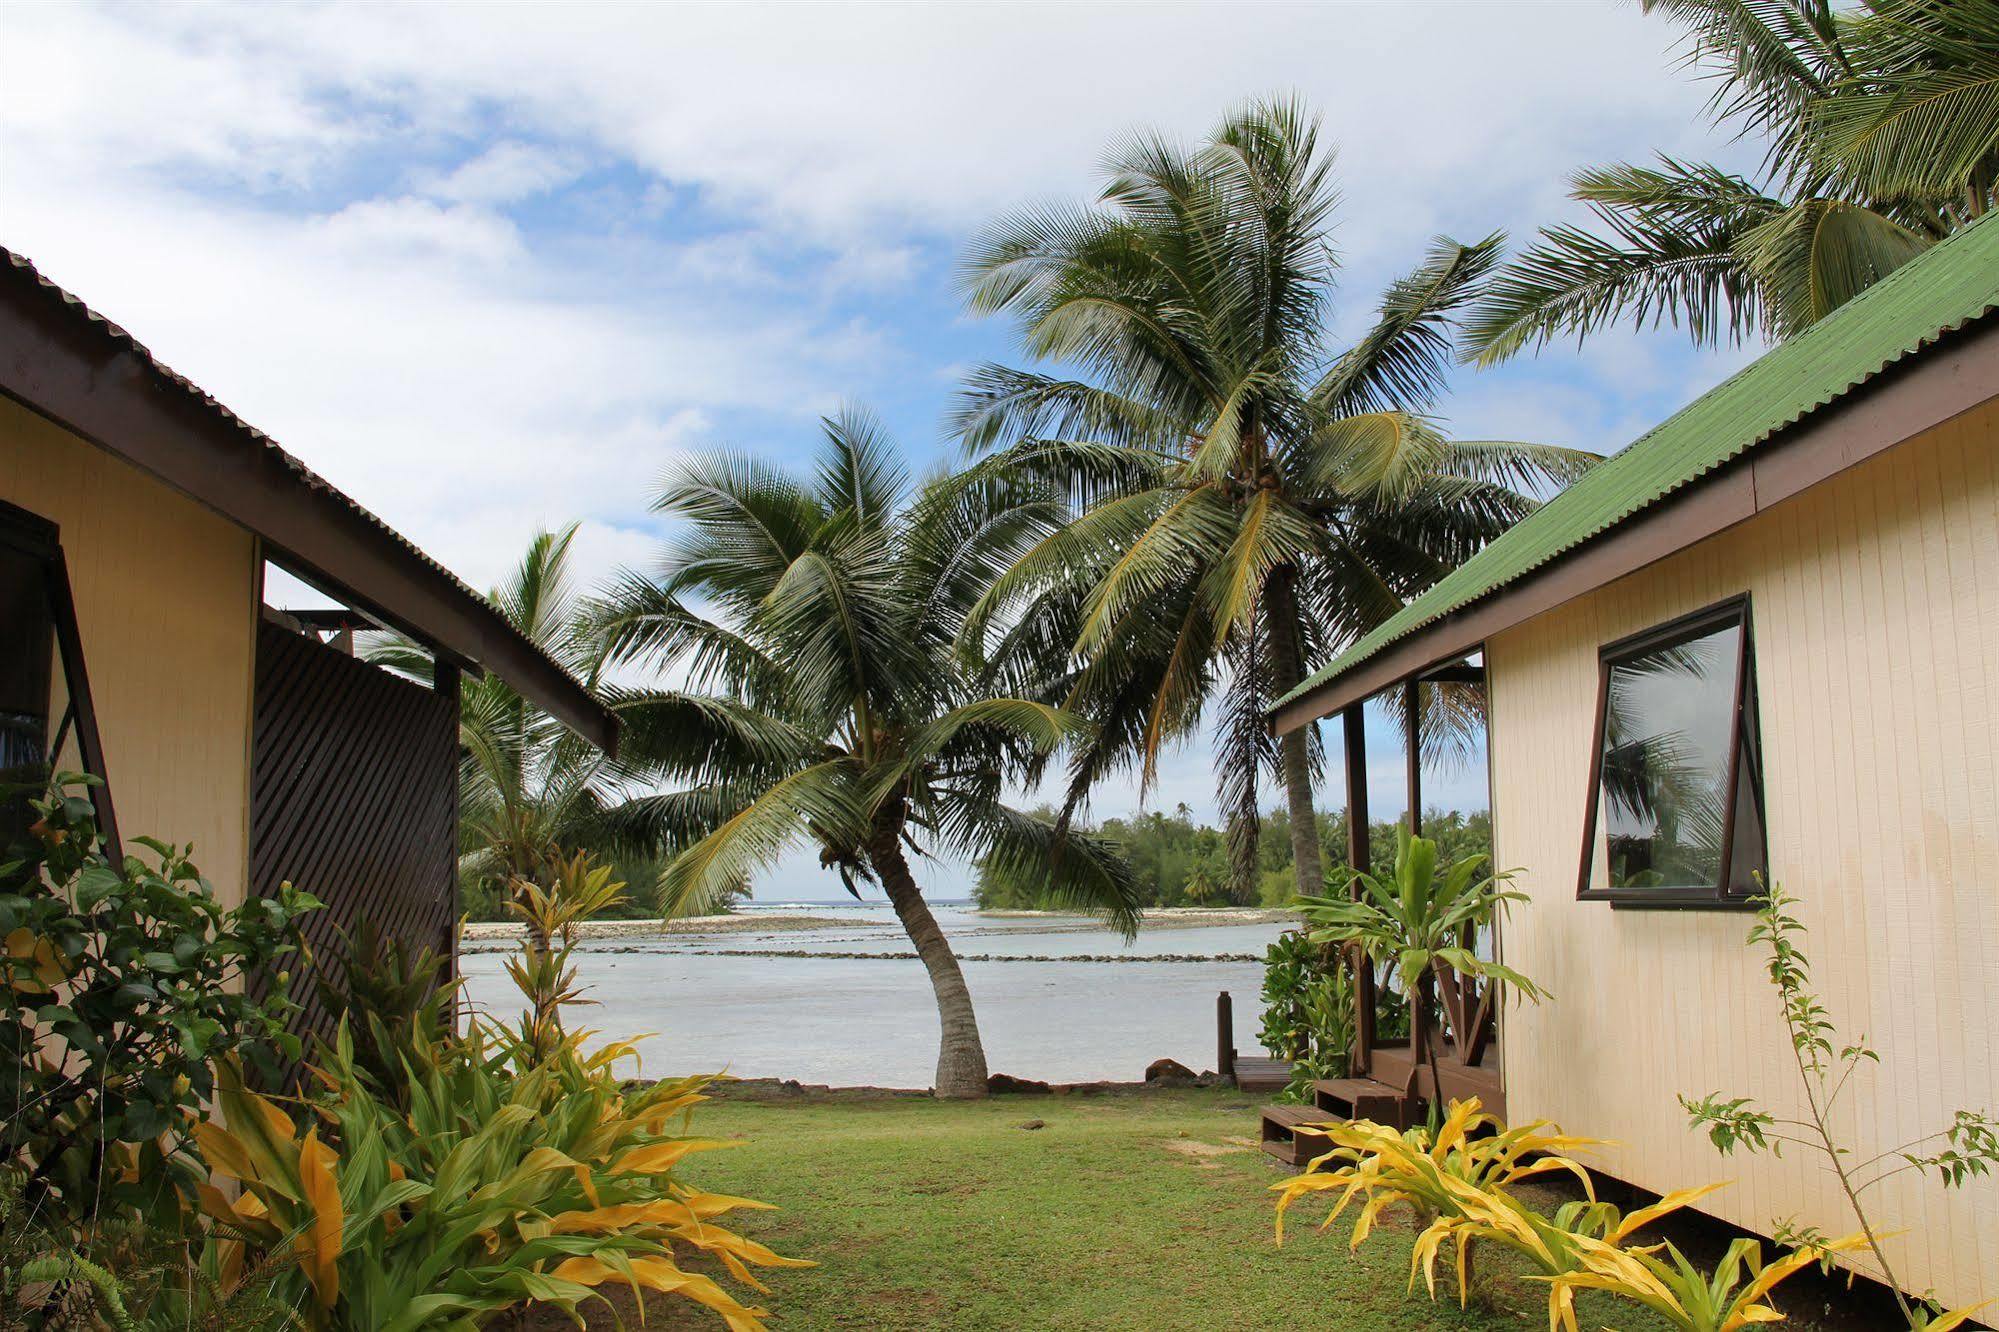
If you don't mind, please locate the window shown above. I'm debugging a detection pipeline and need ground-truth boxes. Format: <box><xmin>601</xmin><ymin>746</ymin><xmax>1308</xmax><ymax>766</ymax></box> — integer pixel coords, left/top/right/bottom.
<box><xmin>1578</xmin><ymin>596</ymin><xmax>1766</xmax><ymax>907</ymax></box>
<box><xmin>1</xmin><ymin>499</ymin><xmax>116</xmax><ymax>851</ymax></box>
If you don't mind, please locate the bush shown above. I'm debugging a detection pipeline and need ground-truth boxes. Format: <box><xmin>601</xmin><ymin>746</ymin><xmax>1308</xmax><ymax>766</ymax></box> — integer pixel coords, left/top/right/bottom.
<box><xmin>0</xmin><ymin>776</ymin><xmax>317</xmax><ymax>1230</ymax></box>
<box><xmin>1257</xmin><ymin>932</ymin><xmax>1356</xmax><ymax>1101</ymax></box>
<box><xmin>173</xmin><ymin>849</ymin><xmax>809</xmax><ymax>1329</ymax></box>
<box><xmin>184</xmin><ymin>1030</ymin><xmax>809</xmax><ymax>1329</ymax></box>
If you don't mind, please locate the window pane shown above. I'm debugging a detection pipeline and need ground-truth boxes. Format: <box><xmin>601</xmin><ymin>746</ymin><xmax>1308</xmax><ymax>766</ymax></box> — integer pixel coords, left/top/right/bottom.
<box><xmin>2</xmin><ymin>544</ymin><xmax>57</xmax><ymax>843</ymax></box>
<box><xmin>1</xmin><ymin>545</ymin><xmax>55</xmax><ymax>777</ymax></box>
<box><xmin>1598</xmin><ymin>621</ymin><xmax>1743</xmax><ymax>891</ymax></box>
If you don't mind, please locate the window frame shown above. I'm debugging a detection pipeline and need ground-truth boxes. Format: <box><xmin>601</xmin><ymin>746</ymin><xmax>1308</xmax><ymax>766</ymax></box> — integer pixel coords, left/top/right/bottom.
<box><xmin>1</xmin><ymin>497</ymin><xmax>119</xmax><ymax>855</ymax></box>
<box><xmin>1575</xmin><ymin>593</ymin><xmax>1766</xmax><ymax>910</ymax></box>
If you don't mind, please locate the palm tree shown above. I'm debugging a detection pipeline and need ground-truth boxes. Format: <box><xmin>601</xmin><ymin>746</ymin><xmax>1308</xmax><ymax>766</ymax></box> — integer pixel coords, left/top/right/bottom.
<box><xmin>590</xmin><ymin>409</ymin><xmax>1141</xmax><ymax>1098</ymax></box>
<box><xmin>1465</xmin><ymin>0</ymin><xmax>1998</xmax><ymax>363</ymax></box>
<box><xmin>370</xmin><ymin>526</ymin><xmax>655</xmax><ymax>906</ymax></box>
<box><xmin>955</xmin><ymin>98</ymin><xmax>1597</xmax><ymax>901</ymax></box>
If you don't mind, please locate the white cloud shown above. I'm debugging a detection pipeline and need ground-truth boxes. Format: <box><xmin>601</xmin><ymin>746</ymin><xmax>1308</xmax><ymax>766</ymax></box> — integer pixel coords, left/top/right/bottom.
<box><xmin>1</xmin><ymin>0</ymin><xmax>1766</xmax><ymax>862</ymax></box>
<box><xmin>420</xmin><ymin>141</ymin><xmax>585</xmax><ymax>205</ymax></box>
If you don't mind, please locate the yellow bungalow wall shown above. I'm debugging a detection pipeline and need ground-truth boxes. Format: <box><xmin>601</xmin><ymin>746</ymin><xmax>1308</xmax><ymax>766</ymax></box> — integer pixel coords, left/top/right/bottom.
<box><xmin>1485</xmin><ymin>397</ymin><xmax>1998</xmax><ymax>1308</ymax></box>
<box><xmin>1</xmin><ymin>396</ymin><xmax>260</xmax><ymax>906</ymax></box>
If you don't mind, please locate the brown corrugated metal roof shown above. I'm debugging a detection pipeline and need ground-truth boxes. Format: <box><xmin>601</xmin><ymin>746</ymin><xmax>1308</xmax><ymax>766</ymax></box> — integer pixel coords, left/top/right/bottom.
<box><xmin>0</xmin><ymin>247</ymin><xmax>618</xmax><ymax>754</ymax></box>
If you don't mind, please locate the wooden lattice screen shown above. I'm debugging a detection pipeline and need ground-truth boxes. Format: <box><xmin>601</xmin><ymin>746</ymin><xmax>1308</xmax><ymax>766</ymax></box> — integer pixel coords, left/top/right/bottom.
<box><xmin>248</xmin><ymin>614</ymin><xmax>458</xmax><ymax>1056</ymax></box>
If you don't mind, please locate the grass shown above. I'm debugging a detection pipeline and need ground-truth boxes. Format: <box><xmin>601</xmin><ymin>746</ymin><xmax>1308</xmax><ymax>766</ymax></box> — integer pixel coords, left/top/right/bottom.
<box><xmin>624</xmin><ymin>1085</ymin><xmax>1674</xmax><ymax>1332</ymax></box>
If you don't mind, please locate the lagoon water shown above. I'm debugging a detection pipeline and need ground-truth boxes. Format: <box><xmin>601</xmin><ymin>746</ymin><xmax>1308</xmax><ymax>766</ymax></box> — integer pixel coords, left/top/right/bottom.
<box><xmin>457</xmin><ymin>903</ymin><xmax>1288</xmax><ymax>1088</ymax></box>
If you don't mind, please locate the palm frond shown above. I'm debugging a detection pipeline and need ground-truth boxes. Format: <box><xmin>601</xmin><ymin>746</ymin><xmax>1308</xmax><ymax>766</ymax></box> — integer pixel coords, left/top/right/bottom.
<box><xmin>1805</xmin><ymin>0</ymin><xmax>1999</xmax><ymax>202</ymax></box>
<box><xmin>815</xmin><ymin>405</ymin><xmax>910</xmax><ymax>528</ymax></box>
<box><xmin>1464</xmin><ymin>161</ymin><xmax>1780</xmax><ymax>362</ymax></box>
<box><xmin>655</xmin><ymin>761</ymin><xmax>865</xmax><ymax>917</ymax></box>
<box><xmin>1737</xmin><ymin>195</ymin><xmax>1933</xmax><ymax>336</ymax></box>
<box><xmin>1315</xmin><ymin>234</ymin><xmax>1503</xmax><ymax>417</ymax></box>
<box><xmin>965</xmin><ymin>805</ymin><xmax>1145</xmax><ymax>940</ymax></box>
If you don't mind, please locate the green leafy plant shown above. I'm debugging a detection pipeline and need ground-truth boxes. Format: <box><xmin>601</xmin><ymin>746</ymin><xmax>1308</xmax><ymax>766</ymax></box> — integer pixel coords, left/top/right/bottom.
<box><xmin>501</xmin><ymin>848</ymin><xmax>629</xmax><ymax>1060</ymax></box>
<box><xmin>0</xmin><ymin>776</ymin><xmax>318</xmax><ymax>1230</ymax></box>
<box><xmin>308</xmin><ymin>919</ymin><xmax>453</xmax><ymax>1113</ymax></box>
<box><xmin>1295</xmin><ymin>828</ymin><xmax>1544</xmax><ymax>1116</ymax></box>
<box><xmin>1256</xmin><ymin>930</ymin><xmax>1318</xmax><ymax>1061</ymax></box>
<box><xmin>170</xmin><ymin>828</ymin><xmax>809</xmax><ymax>1330</ymax></box>
<box><xmin>1257</xmin><ymin>933</ymin><xmax>1357</xmax><ymax>1103</ymax></box>
<box><xmin>1272</xmin><ymin>1098</ymin><xmax>1615</xmax><ymax>1299</ymax></box>
<box><xmin>1681</xmin><ymin>882</ymin><xmax>1999</xmax><ymax>1328</ymax></box>
<box><xmin>1538</xmin><ymin>1227</ymin><xmax>1871</xmax><ymax>1332</ymax></box>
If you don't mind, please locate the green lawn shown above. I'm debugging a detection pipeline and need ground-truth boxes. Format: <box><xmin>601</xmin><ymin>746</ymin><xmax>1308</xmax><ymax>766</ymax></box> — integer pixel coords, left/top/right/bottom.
<box><xmin>646</xmin><ymin>1086</ymin><xmax>1667</xmax><ymax>1332</ymax></box>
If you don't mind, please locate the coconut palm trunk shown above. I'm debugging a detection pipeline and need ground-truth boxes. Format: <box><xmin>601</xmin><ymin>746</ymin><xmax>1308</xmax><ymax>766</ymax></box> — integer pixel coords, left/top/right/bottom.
<box><xmin>1264</xmin><ymin>567</ymin><xmax>1325</xmax><ymax>898</ymax></box>
<box><xmin>868</xmin><ymin>814</ymin><xmax>989</xmax><ymax>1098</ymax></box>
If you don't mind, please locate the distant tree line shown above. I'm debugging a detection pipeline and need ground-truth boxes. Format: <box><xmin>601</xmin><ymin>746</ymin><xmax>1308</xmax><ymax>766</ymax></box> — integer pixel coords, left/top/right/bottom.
<box><xmin>971</xmin><ymin>807</ymin><xmax>1492</xmax><ymax>910</ymax></box>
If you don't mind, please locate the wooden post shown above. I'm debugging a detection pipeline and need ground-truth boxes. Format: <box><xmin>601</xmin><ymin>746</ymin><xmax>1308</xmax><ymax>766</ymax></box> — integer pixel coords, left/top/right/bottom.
<box><xmin>1342</xmin><ymin>703</ymin><xmax>1375</xmax><ymax>1073</ymax></box>
<box><xmin>1217</xmin><ymin>991</ymin><xmax>1235</xmax><ymax>1084</ymax></box>
<box><xmin>1404</xmin><ymin>678</ymin><xmax>1422</xmax><ymax>837</ymax></box>
<box><xmin>435</xmin><ymin>658</ymin><xmax>462</xmax><ymax>1007</ymax></box>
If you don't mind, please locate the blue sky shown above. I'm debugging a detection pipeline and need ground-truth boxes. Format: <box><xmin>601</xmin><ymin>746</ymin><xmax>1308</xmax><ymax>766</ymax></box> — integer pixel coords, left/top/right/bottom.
<box><xmin>2</xmin><ymin>2</ymin><xmax>1767</xmax><ymax>899</ymax></box>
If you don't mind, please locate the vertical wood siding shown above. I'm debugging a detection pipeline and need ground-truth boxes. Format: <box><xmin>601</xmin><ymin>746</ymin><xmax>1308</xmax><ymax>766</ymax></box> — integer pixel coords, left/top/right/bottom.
<box><xmin>1486</xmin><ymin>400</ymin><xmax>1998</xmax><ymax>1308</ymax></box>
<box><xmin>0</xmin><ymin>398</ymin><xmax>257</xmax><ymax>902</ymax></box>
<box><xmin>249</xmin><ymin>618</ymin><xmax>459</xmax><ymax>1054</ymax></box>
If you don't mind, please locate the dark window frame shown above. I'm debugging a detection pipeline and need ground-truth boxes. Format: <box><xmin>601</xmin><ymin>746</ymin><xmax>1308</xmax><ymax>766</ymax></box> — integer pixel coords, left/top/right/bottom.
<box><xmin>1576</xmin><ymin>593</ymin><xmax>1767</xmax><ymax>910</ymax></box>
<box><xmin>1</xmin><ymin>497</ymin><xmax>118</xmax><ymax>855</ymax></box>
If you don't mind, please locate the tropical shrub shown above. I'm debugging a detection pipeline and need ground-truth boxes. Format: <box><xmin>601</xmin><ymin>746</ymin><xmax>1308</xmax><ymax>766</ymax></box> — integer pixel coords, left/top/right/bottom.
<box><xmin>1295</xmin><ymin>828</ymin><xmax>1543</xmax><ymax>1111</ymax></box>
<box><xmin>1540</xmin><ymin>1229</ymin><xmax>1874</xmax><ymax>1332</ymax></box>
<box><xmin>501</xmin><ymin>849</ymin><xmax>627</xmax><ymax>1061</ymax></box>
<box><xmin>1680</xmin><ymin>882</ymin><xmax>1999</xmax><ymax>1329</ymax></box>
<box><xmin>1271</xmin><ymin>1098</ymin><xmax>1605</xmax><ymax>1256</ymax></box>
<box><xmin>1258</xmin><ymin>931</ymin><xmax>1357</xmax><ymax>1102</ymax></box>
<box><xmin>0</xmin><ymin>776</ymin><xmax>317</xmax><ymax>1230</ymax></box>
<box><xmin>187</xmin><ymin>1033</ymin><xmax>807</xmax><ymax>1330</ymax></box>
<box><xmin>308</xmin><ymin>919</ymin><xmax>453</xmax><ymax>1113</ymax></box>
<box><xmin>1257</xmin><ymin>930</ymin><xmax>1315</xmax><ymax>1060</ymax></box>
<box><xmin>1272</xmin><ymin>1097</ymin><xmax>1870</xmax><ymax>1331</ymax></box>
<box><xmin>173</xmin><ymin>844</ymin><xmax>806</xmax><ymax>1330</ymax></box>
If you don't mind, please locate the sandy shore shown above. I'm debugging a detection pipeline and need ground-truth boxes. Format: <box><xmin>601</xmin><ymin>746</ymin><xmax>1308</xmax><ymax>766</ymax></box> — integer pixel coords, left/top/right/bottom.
<box><xmin>460</xmin><ymin>905</ymin><xmax>1297</xmax><ymax>944</ymax></box>
<box><xmin>978</xmin><ymin>906</ymin><xmax>1297</xmax><ymax>929</ymax></box>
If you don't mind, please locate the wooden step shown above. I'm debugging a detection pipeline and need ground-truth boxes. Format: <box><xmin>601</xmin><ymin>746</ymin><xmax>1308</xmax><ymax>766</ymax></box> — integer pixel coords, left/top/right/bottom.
<box><xmin>1312</xmin><ymin>1077</ymin><xmax>1415</xmax><ymax>1129</ymax></box>
<box><xmin>1366</xmin><ymin>1047</ymin><xmax>1506</xmax><ymax>1118</ymax></box>
<box><xmin>1258</xmin><ymin>1103</ymin><xmax>1340</xmax><ymax>1168</ymax></box>
<box><xmin>1231</xmin><ymin>1056</ymin><xmax>1294</xmax><ymax>1094</ymax></box>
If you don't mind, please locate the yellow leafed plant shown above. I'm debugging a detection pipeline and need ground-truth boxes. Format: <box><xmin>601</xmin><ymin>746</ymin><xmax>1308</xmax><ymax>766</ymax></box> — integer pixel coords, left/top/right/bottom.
<box><xmin>186</xmin><ymin>852</ymin><xmax>810</xmax><ymax>1329</ymax></box>
<box><xmin>1270</xmin><ymin>1097</ymin><xmax>1982</xmax><ymax>1332</ymax></box>
<box><xmin>1535</xmin><ymin>1229</ymin><xmax>1871</xmax><ymax>1332</ymax></box>
<box><xmin>190</xmin><ymin>1028</ymin><xmax>811</xmax><ymax>1331</ymax></box>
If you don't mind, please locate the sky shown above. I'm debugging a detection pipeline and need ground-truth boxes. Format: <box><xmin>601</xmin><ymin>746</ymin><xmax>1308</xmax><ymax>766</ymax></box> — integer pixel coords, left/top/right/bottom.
<box><xmin>1</xmin><ymin>1</ymin><xmax>1766</xmax><ymax>900</ymax></box>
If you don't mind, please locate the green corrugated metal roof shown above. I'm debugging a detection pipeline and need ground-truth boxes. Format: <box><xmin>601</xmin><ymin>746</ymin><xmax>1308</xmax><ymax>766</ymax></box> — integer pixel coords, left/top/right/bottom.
<box><xmin>1275</xmin><ymin>211</ymin><xmax>1999</xmax><ymax>713</ymax></box>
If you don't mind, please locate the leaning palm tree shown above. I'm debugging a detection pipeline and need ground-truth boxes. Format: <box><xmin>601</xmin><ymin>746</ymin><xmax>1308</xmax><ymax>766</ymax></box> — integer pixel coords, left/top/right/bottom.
<box><xmin>591</xmin><ymin>409</ymin><xmax>1140</xmax><ymax>1098</ymax></box>
<box><xmin>956</xmin><ymin>99</ymin><xmax>1597</xmax><ymax>901</ymax></box>
<box><xmin>1465</xmin><ymin>0</ymin><xmax>1998</xmax><ymax>362</ymax></box>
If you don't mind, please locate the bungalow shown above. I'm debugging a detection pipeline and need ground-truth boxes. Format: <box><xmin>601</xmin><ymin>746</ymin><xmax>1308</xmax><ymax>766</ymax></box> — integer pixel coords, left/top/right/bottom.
<box><xmin>1269</xmin><ymin>215</ymin><xmax>1997</xmax><ymax>1308</ymax></box>
<box><xmin>0</xmin><ymin>249</ymin><xmax>617</xmax><ymax>1044</ymax></box>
